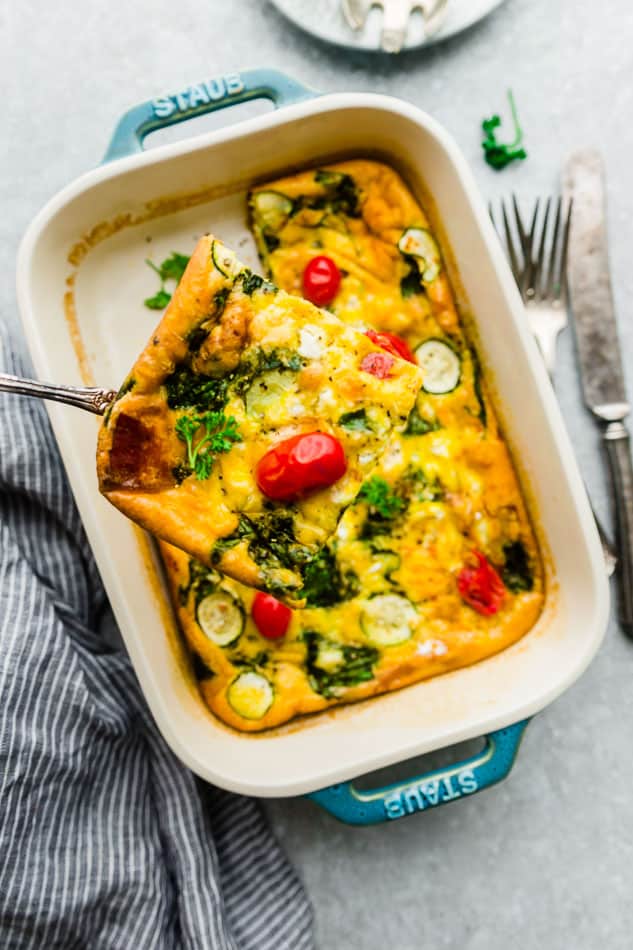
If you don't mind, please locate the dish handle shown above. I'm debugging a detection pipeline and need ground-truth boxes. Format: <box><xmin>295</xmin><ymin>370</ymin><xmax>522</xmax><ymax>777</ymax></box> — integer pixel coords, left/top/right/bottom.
<box><xmin>307</xmin><ymin>719</ymin><xmax>530</xmax><ymax>825</ymax></box>
<box><xmin>103</xmin><ymin>68</ymin><xmax>316</xmax><ymax>163</ymax></box>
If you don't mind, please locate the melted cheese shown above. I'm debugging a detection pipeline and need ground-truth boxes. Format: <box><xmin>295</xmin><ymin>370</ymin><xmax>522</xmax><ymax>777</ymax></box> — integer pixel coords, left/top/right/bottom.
<box><xmin>161</xmin><ymin>160</ymin><xmax>544</xmax><ymax>732</ymax></box>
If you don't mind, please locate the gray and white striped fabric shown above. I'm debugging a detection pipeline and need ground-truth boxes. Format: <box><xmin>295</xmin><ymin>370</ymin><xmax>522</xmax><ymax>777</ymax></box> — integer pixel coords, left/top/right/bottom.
<box><xmin>0</xmin><ymin>321</ymin><xmax>314</xmax><ymax>950</ymax></box>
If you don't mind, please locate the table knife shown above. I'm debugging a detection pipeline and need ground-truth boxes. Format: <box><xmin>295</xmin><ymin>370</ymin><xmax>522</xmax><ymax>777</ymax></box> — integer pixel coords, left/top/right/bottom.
<box><xmin>563</xmin><ymin>149</ymin><xmax>633</xmax><ymax>635</ymax></box>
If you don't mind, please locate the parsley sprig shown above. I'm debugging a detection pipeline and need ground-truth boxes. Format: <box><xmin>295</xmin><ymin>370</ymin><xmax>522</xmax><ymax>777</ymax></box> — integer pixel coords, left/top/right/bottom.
<box><xmin>144</xmin><ymin>252</ymin><xmax>191</xmax><ymax>310</ymax></box>
<box><xmin>175</xmin><ymin>411</ymin><xmax>241</xmax><ymax>480</ymax></box>
<box><xmin>356</xmin><ymin>476</ymin><xmax>405</xmax><ymax>519</ymax></box>
<box><xmin>481</xmin><ymin>90</ymin><xmax>527</xmax><ymax>171</ymax></box>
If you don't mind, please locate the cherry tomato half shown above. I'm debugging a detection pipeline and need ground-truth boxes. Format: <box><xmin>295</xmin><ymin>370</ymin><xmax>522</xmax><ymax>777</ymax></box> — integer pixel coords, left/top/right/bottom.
<box><xmin>256</xmin><ymin>431</ymin><xmax>347</xmax><ymax>502</ymax></box>
<box><xmin>360</xmin><ymin>351</ymin><xmax>395</xmax><ymax>379</ymax></box>
<box><xmin>252</xmin><ymin>592</ymin><xmax>292</xmax><ymax>640</ymax></box>
<box><xmin>457</xmin><ymin>551</ymin><xmax>506</xmax><ymax>616</ymax></box>
<box><xmin>365</xmin><ymin>330</ymin><xmax>416</xmax><ymax>364</ymax></box>
<box><xmin>302</xmin><ymin>255</ymin><xmax>342</xmax><ymax>307</ymax></box>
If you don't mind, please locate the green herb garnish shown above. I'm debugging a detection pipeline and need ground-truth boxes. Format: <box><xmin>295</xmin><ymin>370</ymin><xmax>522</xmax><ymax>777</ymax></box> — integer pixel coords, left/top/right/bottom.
<box><xmin>144</xmin><ymin>289</ymin><xmax>172</xmax><ymax>310</ymax></box>
<box><xmin>481</xmin><ymin>91</ymin><xmax>527</xmax><ymax>171</ymax></box>
<box><xmin>144</xmin><ymin>252</ymin><xmax>191</xmax><ymax>310</ymax></box>
<box><xmin>356</xmin><ymin>476</ymin><xmax>406</xmax><ymax>519</ymax></box>
<box><xmin>175</xmin><ymin>411</ymin><xmax>241</xmax><ymax>480</ymax></box>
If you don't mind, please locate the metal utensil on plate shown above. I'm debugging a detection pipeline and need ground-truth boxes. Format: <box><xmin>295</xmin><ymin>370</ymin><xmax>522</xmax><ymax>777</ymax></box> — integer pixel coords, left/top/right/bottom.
<box><xmin>491</xmin><ymin>194</ymin><xmax>617</xmax><ymax>577</ymax></box>
<box><xmin>564</xmin><ymin>149</ymin><xmax>633</xmax><ymax>635</ymax></box>
<box><xmin>0</xmin><ymin>373</ymin><xmax>116</xmax><ymax>415</ymax></box>
<box><xmin>342</xmin><ymin>0</ymin><xmax>448</xmax><ymax>52</ymax></box>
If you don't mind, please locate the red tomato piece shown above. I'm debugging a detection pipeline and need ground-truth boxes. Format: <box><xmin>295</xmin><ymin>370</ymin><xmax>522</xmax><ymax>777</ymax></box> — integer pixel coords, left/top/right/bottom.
<box><xmin>365</xmin><ymin>330</ymin><xmax>416</xmax><ymax>364</ymax></box>
<box><xmin>252</xmin><ymin>592</ymin><xmax>292</xmax><ymax>640</ymax></box>
<box><xmin>360</xmin><ymin>351</ymin><xmax>395</xmax><ymax>379</ymax></box>
<box><xmin>457</xmin><ymin>551</ymin><xmax>506</xmax><ymax>616</ymax></box>
<box><xmin>256</xmin><ymin>431</ymin><xmax>347</xmax><ymax>502</ymax></box>
<box><xmin>302</xmin><ymin>255</ymin><xmax>342</xmax><ymax>307</ymax></box>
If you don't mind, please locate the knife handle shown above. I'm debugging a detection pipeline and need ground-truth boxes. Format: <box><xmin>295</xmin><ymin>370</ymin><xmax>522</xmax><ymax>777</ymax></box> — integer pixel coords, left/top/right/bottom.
<box><xmin>604</xmin><ymin>421</ymin><xmax>633</xmax><ymax>636</ymax></box>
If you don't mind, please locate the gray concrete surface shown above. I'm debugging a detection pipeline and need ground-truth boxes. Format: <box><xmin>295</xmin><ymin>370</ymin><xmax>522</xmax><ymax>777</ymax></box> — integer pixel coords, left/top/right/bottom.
<box><xmin>3</xmin><ymin>1</ymin><xmax>633</xmax><ymax>947</ymax></box>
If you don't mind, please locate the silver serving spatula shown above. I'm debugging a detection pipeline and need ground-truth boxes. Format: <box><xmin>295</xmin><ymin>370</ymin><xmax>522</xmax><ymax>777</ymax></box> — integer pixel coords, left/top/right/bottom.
<box><xmin>0</xmin><ymin>373</ymin><xmax>116</xmax><ymax>414</ymax></box>
<box><xmin>563</xmin><ymin>149</ymin><xmax>633</xmax><ymax>636</ymax></box>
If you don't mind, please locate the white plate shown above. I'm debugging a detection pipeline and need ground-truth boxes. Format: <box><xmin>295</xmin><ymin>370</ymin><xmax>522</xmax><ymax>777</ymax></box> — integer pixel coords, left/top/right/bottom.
<box><xmin>17</xmin><ymin>87</ymin><xmax>608</xmax><ymax>798</ymax></box>
<box><xmin>270</xmin><ymin>0</ymin><xmax>509</xmax><ymax>52</ymax></box>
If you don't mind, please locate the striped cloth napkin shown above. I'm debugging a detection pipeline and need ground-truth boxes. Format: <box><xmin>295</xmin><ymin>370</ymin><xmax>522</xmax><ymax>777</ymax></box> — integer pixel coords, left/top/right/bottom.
<box><xmin>0</xmin><ymin>322</ymin><xmax>314</xmax><ymax>950</ymax></box>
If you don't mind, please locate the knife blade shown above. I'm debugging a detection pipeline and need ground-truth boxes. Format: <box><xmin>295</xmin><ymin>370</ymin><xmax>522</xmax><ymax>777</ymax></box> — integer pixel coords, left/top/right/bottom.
<box><xmin>563</xmin><ymin>150</ymin><xmax>628</xmax><ymax>421</ymax></box>
<box><xmin>563</xmin><ymin>149</ymin><xmax>633</xmax><ymax>635</ymax></box>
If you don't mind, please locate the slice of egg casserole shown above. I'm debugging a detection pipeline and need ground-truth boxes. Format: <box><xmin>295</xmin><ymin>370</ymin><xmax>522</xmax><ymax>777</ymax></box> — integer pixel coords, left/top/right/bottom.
<box><xmin>97</xmin><ymin>234</ymin><xmax>422</xmax><ymax>604</ymax></box>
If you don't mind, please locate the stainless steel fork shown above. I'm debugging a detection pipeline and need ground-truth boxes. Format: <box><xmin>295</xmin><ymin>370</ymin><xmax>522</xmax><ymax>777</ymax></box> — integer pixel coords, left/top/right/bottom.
<box><xmin>497</xmin><ymin>195</ymin><xmax>570</xmax><ymax>378</ymax></box>
<box><xmin>492</xmin><ymin>195</ymin><xmax>617</xmax><ymax>576</ymax></box>
<box><xmin>342</xmin><ymin>0</ymin><xmax>448</xmax><ymax>52</ymax></box>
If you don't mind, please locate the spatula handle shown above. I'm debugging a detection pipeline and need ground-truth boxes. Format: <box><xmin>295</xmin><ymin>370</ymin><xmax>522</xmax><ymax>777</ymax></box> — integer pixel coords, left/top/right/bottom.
<box><xmin>0</xmin><ymin>372</ymin><xmax>116</xmax><ymax>415</ymax></box>
<box><xmin>604</xmin><ymin>420</ymin><xmax>633</xmax><ymax>635</ymax></box>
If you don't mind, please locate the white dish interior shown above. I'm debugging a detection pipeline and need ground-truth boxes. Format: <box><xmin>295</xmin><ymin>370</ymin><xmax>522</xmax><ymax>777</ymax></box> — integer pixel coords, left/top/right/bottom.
<box><xmin>17</xmin><ymin>94</ymin><xmax>609</xmax><ymax>796</ymax></box>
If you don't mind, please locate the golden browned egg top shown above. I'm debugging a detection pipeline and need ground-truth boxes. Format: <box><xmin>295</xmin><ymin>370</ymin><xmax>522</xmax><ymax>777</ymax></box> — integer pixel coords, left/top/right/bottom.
<box><xmin>161</xmin><ymin>161</ymin><xmax>543</xmax><ymax>731</ymax></box>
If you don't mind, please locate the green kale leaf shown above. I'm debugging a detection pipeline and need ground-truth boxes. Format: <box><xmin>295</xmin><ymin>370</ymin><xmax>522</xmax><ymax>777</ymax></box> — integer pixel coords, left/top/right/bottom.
<box><xmin>300</xmin><ymin>545</ymin><xmax>360</xmax><ymax>607</ymax></box>
<box><xmin>338</xmin><ymin>409</ymin><xmax>370</xmax><ymax>432</ymax></box>
<box><xmin>165</xmin><ymin>365</ymin><xmax>229</xmax><ymax>412</ymax></box>
<box><xmin>403</xmin><ymin>405</ymin><xmax>440</xmax><ymax>436</ymax></box>
<box><xmin>303</xmin><ymin>631</ymin><xmax>378</xmax><ymax>698</ymax></box>
<box><xmin>502</xmin><ymin>540</ymin><xmax>534</xmax><ymax>592</ymax></box>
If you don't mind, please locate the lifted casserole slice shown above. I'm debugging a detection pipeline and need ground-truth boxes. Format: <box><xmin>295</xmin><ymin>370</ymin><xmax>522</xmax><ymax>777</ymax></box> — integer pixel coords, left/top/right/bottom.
<box><xmin>97</xmin><ymin>235</ymin><xmax>422</xmax><ymax>602</ymax></box>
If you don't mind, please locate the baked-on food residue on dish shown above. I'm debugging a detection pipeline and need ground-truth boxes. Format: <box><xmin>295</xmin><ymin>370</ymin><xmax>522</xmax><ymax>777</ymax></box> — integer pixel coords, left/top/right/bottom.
<box><xmin>161</xmin><ymin>160</ymin><xmax>544</xmax><ymax>731</ymax></box>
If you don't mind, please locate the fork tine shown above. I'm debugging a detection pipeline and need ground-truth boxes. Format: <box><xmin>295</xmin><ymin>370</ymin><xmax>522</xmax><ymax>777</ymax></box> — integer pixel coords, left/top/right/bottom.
<box><xmin>519</xmin><ymin>198</ymin><xmax>540</xmax><ymax>296</ymax></box>
<box><xmin>500</xmin><ymin>198</ymin><xmax>521</xmax><ymax>284</ymax></box>
<box><xmin>341</xmin><ymin>0</ymin><xmax>370</xmax><ymax>30</ymax></box>
<box><xmin>511</xmin><ymin>194</ymin><xmax>528</xmax><ymax>252</ymax></box>
<box><xmin>544</xmin><ymin>197</ymin><xmax>562</xmax><ymax>299</ymax></box>
<box><xmin>533</xmin><ymin>197</ymin><xmax>551</xmax><ymax>299</ymax></box>
<box><xmin>557</xmin><ymin>199</ymin><xmax>573</xmax><ymax>300</ymax></box>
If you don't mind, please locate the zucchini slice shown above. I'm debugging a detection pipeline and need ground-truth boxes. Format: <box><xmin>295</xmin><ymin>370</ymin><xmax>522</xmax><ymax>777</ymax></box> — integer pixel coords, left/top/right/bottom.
<box><xmin>196</xmin><ymin>591</ymin><xmax>244</xmax><ymax>646</ymax></box>
<box><xmin>251</xmin><ymin>190</ymin><xmax>294</xmax><ymax>234</ymax></box>
<box><xmin>211</xmin><ymin>240</ymin><xmax>238</xmax><ymax>278</ymax></box>
<box><xmin>244</xmin><ymin>370</ymin><xmax>297</xmax><ymax>416</ymax></box>
<box><xmin>227</xmin><ymin>672</ymin><xmax>274</xmax><ymax>720</ymax></box>
<box><xmin>415</xmin><ymin>340</ymin><xmax>461</xmax><ymax>395</ymax></box>
<box><xmin>360</xmin><ymin>594</ymin><xmax>416</xmax><ymax>647</ymax></box>
<box><xmin>398</xmin><ymin>227</ymin><xmax>441</xmax><ymax>283</ymax></box>
<box><xmin>371</xmin><ymin>550</ymin><xmax>401</xmax><ymax>580</ymax></box>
